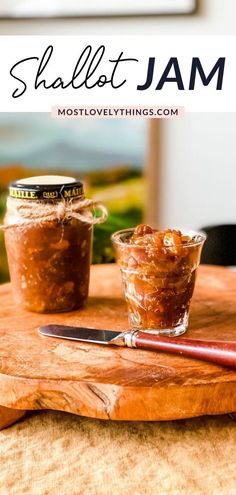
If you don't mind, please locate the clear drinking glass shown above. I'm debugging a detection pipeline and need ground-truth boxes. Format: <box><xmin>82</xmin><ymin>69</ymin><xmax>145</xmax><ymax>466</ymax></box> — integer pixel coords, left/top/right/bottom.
<box><xmin>112</xmin><ymin>228</ymin><xmax>206</xmax><ymax>336</ymax></box>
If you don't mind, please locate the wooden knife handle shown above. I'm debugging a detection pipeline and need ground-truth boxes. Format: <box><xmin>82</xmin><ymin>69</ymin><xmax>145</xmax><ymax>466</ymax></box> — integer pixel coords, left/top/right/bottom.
<box><xmin>132</xmin><ymin>332</ymin><xmax>236</xmax><ymax>369</ymax></box>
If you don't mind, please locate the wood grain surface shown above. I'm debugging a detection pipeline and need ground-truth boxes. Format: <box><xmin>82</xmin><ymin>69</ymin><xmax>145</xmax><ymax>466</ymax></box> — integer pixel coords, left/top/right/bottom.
<box><xmin>0</xmin><ymin>405</ymin><xmax>26</xmax><ymax>429</ymax></box>
<box><xmin>0</xmin><ymin>264</ymin><xmax>236</xmax><ymax>425</ymax></box>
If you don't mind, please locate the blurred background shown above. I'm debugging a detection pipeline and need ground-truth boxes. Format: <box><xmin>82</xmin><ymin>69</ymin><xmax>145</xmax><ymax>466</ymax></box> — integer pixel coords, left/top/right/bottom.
<box><xmin>0</xmin><ymin>0</ymin><xmax>236</xmax><ymax>281</ymax></box>
<box><xmin>0</xmin><ymin>117</ymin><xmax>147</xmax><ymax>282</ymax></box>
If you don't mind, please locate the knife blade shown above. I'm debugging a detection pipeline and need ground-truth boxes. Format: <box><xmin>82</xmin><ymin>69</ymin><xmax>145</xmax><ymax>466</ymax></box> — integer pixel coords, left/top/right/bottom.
<box><xmin>39</xmin><ymin>324</ymin><xmax>123</xmax><ymax>345</ymax></box>
<box><xmin>38</xmin><ymin>324</ymin><xmax>236</xmax><ymax>369</ymax></box>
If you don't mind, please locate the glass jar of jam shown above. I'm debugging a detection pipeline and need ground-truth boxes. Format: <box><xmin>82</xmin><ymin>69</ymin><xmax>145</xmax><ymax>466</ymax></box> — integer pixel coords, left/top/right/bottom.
<box><xmin>4</xmin><ymin>175</ymin><xmax>107</xmax><ymax>313</ymax></box>
<box><xmin>112</xmin><ymin>225</ymin><xmax>206</xmax><ymax>336</ymax></box>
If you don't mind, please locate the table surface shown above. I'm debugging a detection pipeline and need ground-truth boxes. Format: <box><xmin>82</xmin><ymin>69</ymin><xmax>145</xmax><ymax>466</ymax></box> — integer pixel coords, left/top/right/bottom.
<box><xmin>0</xmin><ymin>264</ymin><xmax>236</xmax><ymax>422</ymax></box>
<box><xmin>1</xmin><ymin>410</ymin><xmax>236</xmax><ymax>495</ymax></box>
<box><xmin>1</xmin><ymin>265</ymin><xmax>236</xmax><ymax>495</ymax></box>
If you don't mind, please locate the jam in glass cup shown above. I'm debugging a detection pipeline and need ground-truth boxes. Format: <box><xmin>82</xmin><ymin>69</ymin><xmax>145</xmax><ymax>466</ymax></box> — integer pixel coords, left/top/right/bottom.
<box><xmin>112</xmin><ymin>226</ymin><xmax>206</xmax><ymax>337</ymax></box>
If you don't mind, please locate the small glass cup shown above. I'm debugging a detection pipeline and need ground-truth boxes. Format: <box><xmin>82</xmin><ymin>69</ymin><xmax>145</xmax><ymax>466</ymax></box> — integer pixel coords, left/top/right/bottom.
<box><xmin>112</xmin><ymin>228</ymin><xmax>206</xmax><ymax>336</ymax></box>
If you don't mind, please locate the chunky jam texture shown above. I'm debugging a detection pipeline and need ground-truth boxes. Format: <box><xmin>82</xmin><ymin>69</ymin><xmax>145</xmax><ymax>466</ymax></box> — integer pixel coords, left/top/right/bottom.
<box><xmin>5</xmin><ymin>218</ymin><xmax>92</xmax><ymax>313</ymax></box>
<box><xmin>116</xmin><ymin>224</ymin><xmax>201</xmax><ymax>330</ymax></box>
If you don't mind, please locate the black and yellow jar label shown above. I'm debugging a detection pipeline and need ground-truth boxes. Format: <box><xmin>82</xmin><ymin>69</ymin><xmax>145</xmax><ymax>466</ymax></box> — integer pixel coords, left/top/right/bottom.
<box><xmin>9</xmin><ymin>176</ymin><xmax>84</xmax><ymax>201</ymax></box>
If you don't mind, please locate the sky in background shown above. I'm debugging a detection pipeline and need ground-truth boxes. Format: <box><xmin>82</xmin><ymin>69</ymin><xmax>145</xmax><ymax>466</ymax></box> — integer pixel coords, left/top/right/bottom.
<box><xmin>0</xmin><ymin>114</ymin><xmax>147</xmax><ymax>171</ymax></box>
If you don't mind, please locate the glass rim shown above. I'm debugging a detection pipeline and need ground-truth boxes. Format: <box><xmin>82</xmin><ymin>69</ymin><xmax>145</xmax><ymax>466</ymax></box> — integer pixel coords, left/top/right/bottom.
<box><xmin>111</xmin><ymin>228</ymin><xmax>207</xmax><ymax>249</ymax></box>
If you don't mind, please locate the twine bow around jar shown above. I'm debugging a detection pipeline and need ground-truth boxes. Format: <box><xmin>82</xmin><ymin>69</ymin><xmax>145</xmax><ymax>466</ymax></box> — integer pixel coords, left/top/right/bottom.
<box><xmin>2</xmin><ymin>196</ymin><xmax>108</xmax><ymax>230</ymax></box>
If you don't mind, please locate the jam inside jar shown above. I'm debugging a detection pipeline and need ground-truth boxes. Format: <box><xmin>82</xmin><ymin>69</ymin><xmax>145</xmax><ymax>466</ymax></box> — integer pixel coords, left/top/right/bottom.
<box><xmin>4</xmin><ymin>176</ymin><xmax>107</xmax><ymax>313</ymax></box>
<box><xmin>112</xmin><ymin>225</ymin><xmax>206</xmax><ymax>336</ymax></box>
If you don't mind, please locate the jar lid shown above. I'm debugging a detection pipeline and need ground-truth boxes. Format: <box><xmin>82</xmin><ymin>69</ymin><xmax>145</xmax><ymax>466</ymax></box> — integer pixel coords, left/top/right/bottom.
<box><xmin>9</xmin><ymin>175</ymin><xmax>84</xmax><ymax>200</ymax></box>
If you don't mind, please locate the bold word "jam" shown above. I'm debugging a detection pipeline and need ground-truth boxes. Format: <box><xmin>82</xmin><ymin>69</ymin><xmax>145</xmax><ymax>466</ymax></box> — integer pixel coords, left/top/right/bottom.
<box><xmin>137</xmin><ymin>57</ymin><xmax>225</xmax><ymax>91</ymax></box>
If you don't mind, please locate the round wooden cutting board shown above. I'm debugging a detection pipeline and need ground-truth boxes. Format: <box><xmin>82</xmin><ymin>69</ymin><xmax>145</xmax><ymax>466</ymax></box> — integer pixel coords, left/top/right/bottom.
<box><xmin>0</xmin><ymin>264</ymin><xmax>236</xmax><ymax>427</ymax></box>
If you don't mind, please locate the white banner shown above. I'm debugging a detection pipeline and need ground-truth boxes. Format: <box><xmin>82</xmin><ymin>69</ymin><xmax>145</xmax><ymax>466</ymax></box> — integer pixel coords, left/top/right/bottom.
<box><xmin>0</xmin><ymin>35</ymin><xmax>235</xmax><ymax>112</ymax></box>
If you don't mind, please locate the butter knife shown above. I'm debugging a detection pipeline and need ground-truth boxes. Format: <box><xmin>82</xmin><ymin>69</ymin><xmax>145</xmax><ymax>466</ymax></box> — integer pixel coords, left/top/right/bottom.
<box><xmin>39</xmin><ymin>324</ymin><xmax>236</xmax><ymax>369</ymax></box>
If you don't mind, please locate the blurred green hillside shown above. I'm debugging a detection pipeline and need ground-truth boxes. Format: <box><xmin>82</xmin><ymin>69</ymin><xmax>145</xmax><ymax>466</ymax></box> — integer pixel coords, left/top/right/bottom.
<box><xmin>0</xmin><ymin>164</ymin><xmax>144</xmax><ymax>283</ymax></box>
